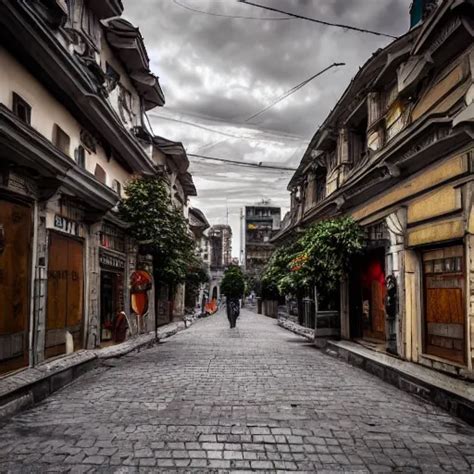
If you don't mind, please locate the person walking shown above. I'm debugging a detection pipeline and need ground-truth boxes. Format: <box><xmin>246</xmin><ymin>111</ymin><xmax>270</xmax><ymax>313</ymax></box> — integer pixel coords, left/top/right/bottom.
<box><xmin>226</xmin><ymin>297</ymin><xmax>239</xmax><ymax>328</ymax></box>
<box><xmin>220</xmin><ymin>265</ymin><xmax>245</xmax><ymax>329</ymax></box>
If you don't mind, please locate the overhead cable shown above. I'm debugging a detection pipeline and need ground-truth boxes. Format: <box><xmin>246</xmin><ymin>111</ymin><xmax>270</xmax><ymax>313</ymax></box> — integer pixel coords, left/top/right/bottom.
<box><xmin>239</xmin><ymin>0</ymin><xmax>398</xmax><ymax>39</ymax></box>
<box><xmin>173</xmin><ymin>0</ymin><xmax>291</xmax><ymax>20</ymax></box>
<box><xmin>245</xmin><ymin>62</ymin><xmax>345</xmax><ymax>123</ymax></box>
<box><xmin>188</xmin><ymin>153</ymin><xmax>297</xmax><ymax>171</ymax></box>
<box><xmin>148</xmin><ymin>112</ymin><xmax>309</xmax><ymax>143</ymax></box>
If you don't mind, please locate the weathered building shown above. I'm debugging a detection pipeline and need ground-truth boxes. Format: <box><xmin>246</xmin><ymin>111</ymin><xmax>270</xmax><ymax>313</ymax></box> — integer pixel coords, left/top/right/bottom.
<box><xmin>243</xmin><ymin>201</ymin><xmax>281</xmax><ymax>279</ymax></box>
<box><xmin>186</xmin><ymin>208</ymin><xmax>210</xmax><ymax>314</ymax></box>
<box><xmin>209</xmin><ymin>225</ymin><xmax>232</xmax><ymax>301</ymax></box>
<box><xmin>150</xmin><ymin>136</ymin><xmax>197</xmax><ymax>325</ymax></box>
<box><xmin>0</xmin><ymin>0</ymin><xmax>194</xmax><ymax>374</ymax></box>
<box><xmin>276</xmin><ymin>0</ymin><xmax>474</xmax><ymax>378</ymax></box>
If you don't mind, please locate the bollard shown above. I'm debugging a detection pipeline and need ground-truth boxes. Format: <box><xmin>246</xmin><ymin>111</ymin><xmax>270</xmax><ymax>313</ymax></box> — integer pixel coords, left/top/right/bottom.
<box><xmin>257</xmin><ymin>297</ymin><xmax>262</xmax><ymax>314</ymax></box>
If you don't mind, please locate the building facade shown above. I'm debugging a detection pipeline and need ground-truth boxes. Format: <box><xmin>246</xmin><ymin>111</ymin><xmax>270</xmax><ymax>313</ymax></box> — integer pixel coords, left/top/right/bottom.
<box><xmin>276</xmin><ymin>0</ymin><xmax>474</xmax><ymax>378</ymax></box>
<box><xmin>243</xmin><ymin>202</ymin><xmax>281</xmax><ymax>279</ymax></box>
<box><xmin>0</xmin><ymin>0</ymin><xmax>195</xmax><ymax>374</ymax></box>
<box><xmin>209</xmin><ymin>225</ymin><xmax>232</xmax><ymax>301</ymax></box>
<box><xmin>186</xmin><ymin>207</ymin><xmax>210</xmax><ymax>314</ymax></box>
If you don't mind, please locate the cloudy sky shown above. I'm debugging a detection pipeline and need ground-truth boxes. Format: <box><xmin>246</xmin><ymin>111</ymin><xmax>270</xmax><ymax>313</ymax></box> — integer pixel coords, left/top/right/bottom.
<box><xmin>123</xmin><ymin>0</ymin><xmax>411</xmax><ymax>257</ymax></box>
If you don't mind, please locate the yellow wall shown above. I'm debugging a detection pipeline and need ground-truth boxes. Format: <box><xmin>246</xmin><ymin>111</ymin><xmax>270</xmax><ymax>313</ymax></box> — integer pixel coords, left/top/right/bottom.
<box><xmin>407</xmin><ymin>186</ymin><xmax>461</xmax><ymax>224</ymax></box>
<box><xmin>352</xmin><ymin>153</ymin><xmax>470</xmax><ymax>221</ymax></box>
<box><xmin>407</xmin><ymin>218</ymin><xmax>464</xmax><ymax>247</ymax></box>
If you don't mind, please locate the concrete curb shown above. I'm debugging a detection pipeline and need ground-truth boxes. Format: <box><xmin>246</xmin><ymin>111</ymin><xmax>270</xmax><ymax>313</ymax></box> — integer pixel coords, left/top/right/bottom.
<box><xmin>325</xmin><ymin>340</ymin><xmax>474</xmax><ymax>426</ymax></box>
<box><xmin>0</xmin><ymin>319</ymin><xmax>193</xmax><ymax>421</ymax></box>
<box><xmin>275</xmin><ymin>317</ymin><xmax>474</xmax><ymax>426</ymax></box>
<box><xmin>277</xmin><ymin>317</ymin><xmax>315</xmax><ymax>341</ymax></box>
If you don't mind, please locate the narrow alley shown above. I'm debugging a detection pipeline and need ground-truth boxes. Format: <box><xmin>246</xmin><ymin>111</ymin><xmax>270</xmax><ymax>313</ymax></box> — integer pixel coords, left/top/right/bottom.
<box><xmin>1</xmin><ymin>310</ymin><xmax>473</xmax><ymax>472</ymax></box>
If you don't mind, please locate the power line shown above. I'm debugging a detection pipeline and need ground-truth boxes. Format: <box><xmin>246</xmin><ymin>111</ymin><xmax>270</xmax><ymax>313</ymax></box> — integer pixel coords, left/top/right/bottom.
<box><xmin>188</xmin><ymin>153</ymin><xmax>297</xmax><ymax>171</ymax></box>
<box><xmin>173</xmin><ymin>0</ymin><xmax>291</xmax><ymax>21</ymax></box>
<box><xmin>238</xmin><ymin>0</ymin><xmax>398</xmax><ymax>39</ymax></box>
<box><xmin>148</xmin><ymin>112</ymin><xmax>309</xmax><ymax>143</ymax></box>
<box><xmin>245</xmin><ymin>62</ymin><xmax>345</xmax><ymax>123</ymax></box>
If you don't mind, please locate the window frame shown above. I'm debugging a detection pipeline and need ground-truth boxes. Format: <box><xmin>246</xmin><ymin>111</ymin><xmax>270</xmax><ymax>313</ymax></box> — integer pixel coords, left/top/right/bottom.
<box><xmin>53</xmin><ymin>124</ymin><xmax>71</xmax><ymax>156</ymax></box>
<box><xmin>12</xmin><ymin>92</ymin><xmax>32</xmax><ymax>125</ymax></box>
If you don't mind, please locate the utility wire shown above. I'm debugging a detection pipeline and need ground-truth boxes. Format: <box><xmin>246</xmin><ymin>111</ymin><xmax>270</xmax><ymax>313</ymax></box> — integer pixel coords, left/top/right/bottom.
<box><xmin>149</xmin><ymin>112</ymin><xmax>309</xmax><ymax>143</ymax></box>
<box><xmin>245</xmin><ymin>62</ymin><xmax>345</xmax><ymax>123</ymax></box>
<box><xmin>239</xmin><ymin>0</ymin><xmax>398</xmax><ymax>39</ymax></box>
<box><xmin>188</xmin><ymin>153</ymin><xmax>297</xmax><ymax>171</ymax></box>
<box><xmin>173</xmin><ymin>0</ymin><xmax>291</xmax><ymax>21</ymax></box>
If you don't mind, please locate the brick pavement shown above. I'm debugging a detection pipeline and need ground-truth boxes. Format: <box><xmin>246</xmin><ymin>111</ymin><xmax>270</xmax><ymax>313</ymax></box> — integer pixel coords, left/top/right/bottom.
<box><xmin>1</xmin><ymin>309</ymin><xmax>473</xmax><ymax>473</ymax></box>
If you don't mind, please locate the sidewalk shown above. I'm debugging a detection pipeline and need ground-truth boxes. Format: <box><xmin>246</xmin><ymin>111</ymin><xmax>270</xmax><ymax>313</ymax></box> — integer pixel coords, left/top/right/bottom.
<box><xmin>0</xmin><ymin>319</ymin><xmax>192</xmax><ymax>420</ymax></box>
<box><xmin>276</xmin><ymin>312</ymin><xmax>474</xmax><ymax>426</ymax></box>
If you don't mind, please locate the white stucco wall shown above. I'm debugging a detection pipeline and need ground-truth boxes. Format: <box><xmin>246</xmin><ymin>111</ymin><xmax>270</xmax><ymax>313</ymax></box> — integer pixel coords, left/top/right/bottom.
<box><xmin>0</xmin><ymin>46</ymin><xmax>132</xmax><ymax>192</ymax></box>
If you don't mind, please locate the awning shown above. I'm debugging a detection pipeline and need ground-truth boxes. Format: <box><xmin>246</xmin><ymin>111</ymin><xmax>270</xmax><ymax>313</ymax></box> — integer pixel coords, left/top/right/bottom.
<box><xmin>101</xmin><ymin>18</ymin><xmax>165</xmax><ymax>109</ymax></box>
<box><xmin>153</xmin><ymin>136</ymin><xmax>190</xmax><ymax>174</ymax></box>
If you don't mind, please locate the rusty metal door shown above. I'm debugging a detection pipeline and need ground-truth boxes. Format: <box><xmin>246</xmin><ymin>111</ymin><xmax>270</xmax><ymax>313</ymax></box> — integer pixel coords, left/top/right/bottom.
<box><xmin>46</xmin><ymin>232</ymin><xmax>84</xmax><ymax>358</ymax></box>
<box><xmin>0</xmin><ymin>200</ymin><xmax>31</xmax><ymax>374</ymax></box>
<box><xmin>423</xmin><ymin>245</ymin><xmax>465</xmax><ymax>364</ymax></box>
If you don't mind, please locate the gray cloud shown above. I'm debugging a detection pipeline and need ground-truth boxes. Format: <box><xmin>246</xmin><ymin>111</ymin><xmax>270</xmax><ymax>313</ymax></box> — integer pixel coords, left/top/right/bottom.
<box><xmin>123</xmin><ymin>0</ymin><xmax>411</xmax><ymax>255</ymax></box>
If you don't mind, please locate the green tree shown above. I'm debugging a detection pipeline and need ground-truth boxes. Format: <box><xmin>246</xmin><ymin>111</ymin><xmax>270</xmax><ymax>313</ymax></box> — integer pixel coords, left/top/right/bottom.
<box><xmin>119</xmin><ymin>176</ymin><xmax>196</xmax><ymax>286</ymax></box>
<box><xmin>220</xmin><ymin>265</ymin><xmax>245</xmax><ymax>299</ymax></box>
<box><xmin>260</xmin><ymin>217</ymin><xmax>363</xmax><ymax>299</ymax></box>
<box><xmin>261</xmin><ymin>240</ymin><xmax>302</xmax><ymax>298</ymax></box>
<box><xmin>298</xmin><ymin>216</ymin><xmax>364</xmax><ymax>294</ymax></box>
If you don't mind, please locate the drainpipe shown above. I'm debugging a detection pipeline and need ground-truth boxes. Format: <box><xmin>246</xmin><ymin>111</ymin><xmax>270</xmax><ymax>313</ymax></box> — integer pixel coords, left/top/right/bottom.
<box><xmin>29</xmin><ymin>201</ymin><xmax>39</xmax><ymax>367</ymax></box>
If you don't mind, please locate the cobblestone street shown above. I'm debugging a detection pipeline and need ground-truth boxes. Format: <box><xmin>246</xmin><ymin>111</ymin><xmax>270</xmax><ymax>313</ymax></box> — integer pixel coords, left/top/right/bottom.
<box><xmin>1</xmin><ymin>309</ymin><xmax>474</xmax><ymax>473</ymax></box>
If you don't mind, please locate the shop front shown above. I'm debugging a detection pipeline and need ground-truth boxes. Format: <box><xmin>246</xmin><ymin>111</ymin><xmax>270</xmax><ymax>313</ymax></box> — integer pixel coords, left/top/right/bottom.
<box><xmin>421</xmin><ymin>244</ymin><xmax>465</xmax><ymax>365</ymax></box>
<box><xmin>349</xmin><ymin>223</ymin><xmax>389</xmax><ymax>346</ymax></box>
<box><xmin>0</xmin><ymin>198</ymin><xmax>32</xmax><ymax>374</ymax></box>
<box><xmin>45</xmin><ymin>230</ymin><xmax>84</xmax><ymax>358</ymax></box>
<box><xmin>99</xmin><ymin>222</ymin><xmax>127</xmax><ymax>345</ymax></box>
<box><xmin>99</xmin><ymin>249</ymin><xmax>126</xmax><ymax>344</ymax></box>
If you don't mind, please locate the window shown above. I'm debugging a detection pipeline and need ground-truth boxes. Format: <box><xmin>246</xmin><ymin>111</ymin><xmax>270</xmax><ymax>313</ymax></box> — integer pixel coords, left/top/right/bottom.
<box><xmin>385</xmin><ymin>101</ymin><xmax>407</xmax><ymax>142</ymax></box>
<box><xmin>315</xmin><ymin>167</ymin><xmax>327</xmax><ymax>203</ymax></box>
<box><xmin>105</xmin><ymin>63</ymin><xmax>120</xmax><ymax>92</ymax></box>
<box><xmin>12</xmin><ymin>93</ymin><xmax>31</xmax><ymax>124</ymax></box>
<box><xmin>422</xmin><ymin>245</ymin><xmax>465</xmax><ymax>364</ymax></box>
<box><xmin>75</xmin><ymin>146</ymin><xmax>86</xmax><ymax>168</ymax></box>
<box><xmin>99</xmin><ymin>223</ymin><xmax>125</xmax><ymax>253</ymax></box>
<box><xmin>112</xmin><ymin>179</ymin><xmax>122</xmax><ymax>197</ymax></box>
<box><xmin>94</xmin><ymin>164</ymin><xmax>107</xmax><ymax>184</ymax></box>
<box><xmin>53</xmin><ymin>124</ymin><xmax>71</xmax><ymax>155</ymax></box>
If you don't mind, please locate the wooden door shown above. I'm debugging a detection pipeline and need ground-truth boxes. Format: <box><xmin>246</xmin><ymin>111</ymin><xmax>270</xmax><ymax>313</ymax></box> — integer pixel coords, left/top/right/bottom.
<box><xmin>423</xmin><ymin>246</ymin><xmax>465</xmax><ymax>364</ymax></box>
<box><xmin>0</xmin><ymin>200</ymin><xmax>31</xmax><ymax>374</ymax></box>
<box><xmin>369</xmin><ymin>280</ymin><xmax>386</xmax><ymax>340</ymax></box>
<box><xmin>46</xmin><ymin>232</ymin><xmax>84</xmax><ymax>358</ymax></box>
<box><xmin>360</xmin><ymin>250</ymin><xmax>386</xmax><ymax>342</ymax></box>
<box><xmin>66</xmin><ymin>237</ymin><xmax>84</xmax><ymax>351</ymax></box>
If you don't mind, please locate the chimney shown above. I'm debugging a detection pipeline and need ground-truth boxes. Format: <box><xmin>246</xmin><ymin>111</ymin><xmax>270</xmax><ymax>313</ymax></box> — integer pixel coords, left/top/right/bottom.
<box><xmin>410</xmin><ymin>0</ymin><xmax>438</xmax><ymax>28</ymax></box>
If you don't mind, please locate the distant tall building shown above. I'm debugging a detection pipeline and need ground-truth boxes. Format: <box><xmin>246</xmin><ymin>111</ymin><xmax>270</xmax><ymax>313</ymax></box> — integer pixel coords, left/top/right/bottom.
<box><xmin>243</xmin><ymin>201</ymin><xmax>281</xmax><ymax>277</ymax></box>
<box><xmin>209</xmin><ymin>225</ymin><xmax>232</xmax><ymax>270</ymax></box>
<box><xmin>208</xmin><ymin>225</ymin><xmax>233</xmax><ymax>301</ymax></box>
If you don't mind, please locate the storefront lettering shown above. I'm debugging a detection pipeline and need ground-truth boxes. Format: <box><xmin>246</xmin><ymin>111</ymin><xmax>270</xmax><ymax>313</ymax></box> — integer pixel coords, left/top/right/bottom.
<box><xmin>48</xmin><ymin>270</ymin><xmax>80</xmax><ymax>280</ymax></box>
<box><xmin>54</xmin><ymin>215</ymin><xmax>81</xmax><ymax>236</ymax></box>
<box><xmin>99</xmin><ymin>251</ymin><xmax>126</xmax><ymax>270</ymax></box>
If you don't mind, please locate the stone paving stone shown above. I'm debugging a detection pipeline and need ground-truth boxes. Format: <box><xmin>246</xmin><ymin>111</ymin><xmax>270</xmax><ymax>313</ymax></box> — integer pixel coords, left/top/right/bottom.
<box><xmin>0</xmin><ymin>309</ymin><xmax>473</xmax><ymax>472</ymax></box>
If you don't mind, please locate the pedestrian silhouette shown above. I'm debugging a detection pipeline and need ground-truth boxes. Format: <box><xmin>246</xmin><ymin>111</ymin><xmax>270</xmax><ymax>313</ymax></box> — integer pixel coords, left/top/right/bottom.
<box><xmin>227</xmin><ymin>297</ymin><xmax>240</xmax><ymax>328</ymax></box>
